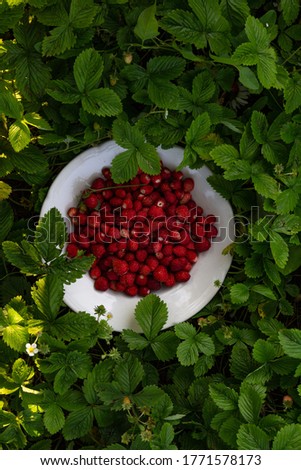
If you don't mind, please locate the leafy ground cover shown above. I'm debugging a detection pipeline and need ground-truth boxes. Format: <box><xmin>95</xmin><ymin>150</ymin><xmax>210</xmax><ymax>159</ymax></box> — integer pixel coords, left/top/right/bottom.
<box><xmin>1</xmin><ymin>0</ymin><xmax>301</xmax><ymax>450</ymax></box>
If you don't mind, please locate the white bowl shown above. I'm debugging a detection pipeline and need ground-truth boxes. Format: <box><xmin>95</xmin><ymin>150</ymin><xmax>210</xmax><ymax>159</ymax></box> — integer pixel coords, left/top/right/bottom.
<box><xmin>40</xmin><ymin>140</ymin><xmax>234</xmax><ymax>332</ymax></box>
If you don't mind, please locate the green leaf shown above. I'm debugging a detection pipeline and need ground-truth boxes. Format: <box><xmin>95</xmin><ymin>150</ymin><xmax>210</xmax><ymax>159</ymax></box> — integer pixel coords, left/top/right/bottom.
<box><xmin>31</xmin><ymin>275</ymin><xmax>64</xmax><ymax>322</ymax></box>
<box><xmin>34</xmin><ymin>208</ymin><xmax>67</xmax><ymax>262</ymax></box>
<box><xmin>69</xmin><ymin>0</ymin><xmax>98</xmax><ymax>28</ymax></box>
<box><xmin>253</xmin><ymin>339</ymin><xmax>276</xmax><ymax>364</ymax></box>
<box><xmin>188</xmin><ymin>0</ymin><xmax>231</xmax><ymax>54</ymax></box>
<box><xmin>8</xmin><ymin>120</ymin><xmax>31</xmax><ymax>153</ymax></box>
<box><xmin>12</xmin><ymin>358</ymin><xmax>33</xmax><ymax>385</ymax></box>
<box><xmin>148</xmin><ymin>78</ymin><xmax>179</xmax><ymax>109</ymax></box>
<box><xmin>232</xmin><ymin>42</ymin><xmax>259</xmax><ymax>65</ymax></box>
<box><xmin>269</xmin><ymin>231</ymin><xmax>289</xmax><ymax>269</ymax></box>
<box><xmin>209</xmin><ymin>383</ymin><xmax>239</xmax><ymax>411</ymax></box>
<box><xmin>238</xmin><ymin>66</ymin><xmax>259</xmax><ymax>90</ymax></box>
<box><xmin>0</xmin><ymin>306</ymin><xmax>29</xmax><ymax>352</ymax></box>
<box><xmin>196</xmin><ymin>333</ymin><xmax>215</xmax><ymax>356</ymax></box>
<box><xmin>63</xmin><ymin>407</ymin><xmax>94</xmax><ymax>441</ymax></box>
<box><xmin>161</xmin><ymin>9</ymin><xmax>207</xmax><ymax>49</ymax></box>
<box><xmin>10</xmin><ymin>146</ymin><xmax>48</xmax><ymax>175</ymax></box>
<box><xmin>0</xmin><ymin>181</ymin><xmax>12</xmax><ymax>201</ymax></box>
<box><xmin>192</xmin><ymin>71</ymin><xmax>215</xmax><ymax>103</ymax></box>
<box><xmin>147</xmin><ymin>56</ymin><xmax>186</xmax><ymax>81</ymax></box>
<box><xmin>73</xmin><ymin>48</ymin><xmax>104</xmax><ymax>93</ymax></box>
<box><xmin>53</xmin><ymin>351</ymin><xmax>92</xmax><ymax>394</ymax></box>
<box><xmin>50</xmin><ymin>254</ymin><xmax>95</xmax><ymax>285</ymax></box>
<box><xmin>175</xmin><ymin>322</ymin><xmax>196</xmax><ymax>340</ymax></box>
<box><xmin>0</xmin><ymin>90</ymin><xmax>22</xmax><ymax>119</ymax></box>
<box><xmin>47</xmin><ymin>80</ymin><xmax>81</xmax><ymax>104</ymax></box>
<box><xmin>244</xmin><ymin>255</ymin><xmax>263</xmax><ymax>278</ymax></box>
<box><xmin>50</xmin><ymin>312</ymin><xmax>100</xmax><ymax>341</ymax></box>
<box><xmin>23</xmin><ymin>113</ymin><xmax>52</xmax><ymax>131</ymax></box>
<box><xmin>43</xmin><ymin>404</ymin><xmax>65</xmax><ymax>435</ymax></box>
<box><xmin>134</xmin><ymin>4</ymin><xmax>159</xmax><ymax>41</ymax></box>
<box><xmin>251</xmin><ymin>285</ymin><xmax>277</xmax><ymax>300</ymax></box>
<box><xmin>237</xmin><ymin>424</ymin><xmax>270</xmax><ymax>450</ymax></box>
<box><xmin>263</xmin><ymin>258</ymin><xmax>281</xmax><ymax>286</ymax></box>
<box><xmin>251</xmin><ymin>111</ymin><xmax>268</xmax><ymax>144</ymax></box>
<box><xmin>0</xmin><ymin>201</ymin><xmax>14</xmax><ymax>242</ymax></box>
<box><xmin>284</xmin><ymin>73</ymin><xmax>301</xmax><ymax>114</ymax></box>
<box><xmin>133</xmin><ymin>385</ymin><xmax>165</xmax><ymax>408</ymax></box>
<box><xmin>273</xmin><ymin>424</ymin><xmax>301</xmax><ymax>450</ymax></box>
<box><xmin>238</xmin><ymin>383</ymin><xmax>264</xmax><ymax>424</ymax></box>
<box><xmin>257</xmin><ymin>48</ymin><xmax>277</xmax><ymax>89</ymax></box>
<box><xmin>82</xmin><ymin>88</ymin><xmax>122</xmax><ymax>117</ymax></box>
<box><xmin>186</xmin><ymin>112</ymin><xmax>211</xmax><ymax>149</ymax></box>
<box><xmin>252</xmin><ymin>174</ymin><xmax>279</xmax><ymax>200</ymax></box>
<box><xmin>2</xmin><ymin>240</ymin><xmax>44</xmax><ymax>275</ymax></box>
<box><xmin>220</xmin><ymin>0</ymin><xmax>250</xmax><ymax>31</ymax></box>
<box><xmin>210</xmin><ymin>144</ymin><xmax>238</xmax><ymax>169</ymax></box>
<box><xmin>150</xmin><ymin>331</ymin><xmax>178</xmax><ymax>361</ymax></box>
<box><xmin>276</xmin><ymin>188</ymin><xmax>299</xmax><ymax>214</ymax></box>
<box><xmin>114</xmin><ymin>354</ymin><xmax>144</xmax><ymax>394</ymax></box>
<box><xmin>112</xmin><ymin>119</ymin><xmax>144</xmax><ymax>149</ymax></box>
<box><xmin>111</xmin><ymin>149</ymin><xmax>138</xmax><ymax>184</ymax></box>
<box><xmin>230</xmin><ymin>283</ymin><xmax>249</xmax><ymax>304</ymax></box>
<box><xmin>151</xmin><ymin>422</ymin><xmax>176</xmax><ymax>450</ymax></box>
<box><xmin>279</xmin><ymin>246</ymin><xmax>301</xmax><ymax>275</ymax></box>
<box><xmin>230</xmin><ymin>342</ymin><xmax>254</xmax><ymax>380</ymax></box>
<box><xmin>136</xmin><ymin>144</ymin><xmax>161</xmax><ymax>175</ymax></box>
<box><xmin>0</xmin><ymin>2</ymin><xmax>23</xmax><ymax>34</ymax></box>
<box><xmin>176</xmin><ymin>338</ymin><xmax>199</xmax><ymax>366</ymax></box>
<box><xmin>42</xmin><ymin>25</ymin><xmax>76</xmax><ymax>57</ymax></box>
<box><xmin>280</xmin><ymin>0</ymin><xmax>300</xmax><ymax>26</ymax></box>
<box><xmin>279</xmin><ymin>329</ymin><xmax>301</xmax><ymax>359</ymax></box>
<box><xmin>245</xmin><ymin>16</ymin><xmax>270</xmax><ymax>49</ymax></box>
<box><xmin>122</xmin><ymin>330</ymin><xmax>149</xmax><ymax>351</ymax></box>
<box><xmin>135</xmin><ymin>294</ymin><xmax>168</xmax><ymax>341</ymax></box>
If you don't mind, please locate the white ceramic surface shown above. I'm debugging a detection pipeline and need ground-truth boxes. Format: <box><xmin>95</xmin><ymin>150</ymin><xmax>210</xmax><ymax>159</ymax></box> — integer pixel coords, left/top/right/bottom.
<box><xmin>40</xmin><ymin>140</ymin><xmax>234</xmax><ymax>331</ymax></box>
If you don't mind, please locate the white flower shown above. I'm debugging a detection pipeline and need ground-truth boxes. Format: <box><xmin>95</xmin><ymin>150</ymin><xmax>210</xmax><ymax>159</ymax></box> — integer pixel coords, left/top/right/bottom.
<box><xmin>26</xmin><ymin>343</ymin><xmax>39</xmax><ymax>357</ymax></box>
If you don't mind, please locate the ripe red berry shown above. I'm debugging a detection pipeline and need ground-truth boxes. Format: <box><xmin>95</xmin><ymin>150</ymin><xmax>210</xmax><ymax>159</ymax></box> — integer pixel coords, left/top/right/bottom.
<box><xmin>112</xmin><ymin>258</ymin><xmax>129</xmax><ymax>276</ymax></box>
<box><xmin>89</xmin><ymin>266</ymin><xmax>101</xmax><ymax>279</ymax></box>
<box><xmin>153</xmin><ymin>265</ymin><xmax>168</xmax><ymax>282</ymax></box>
<box><xmin>83</xmin><ymin>194</ymin><xmax>98</xmax><ymax>209</ymax></box>
<box><xmin>66</xmin><ymin>243</ymin><xmax>79</xmax><ymax>258</ymax></box>
<box><xmin>175</xmin><ymin>205</ymin><xmax>190</xmax><ymax>219</ymax></box>
<box><xmin>195</xmin><ymin>238</ymin><xmax>211</xmax><ymax>252</ymax></box>
<box><xmin>170</xmin><ymin>258</ymin><xmax>187</xmax><ymax>272</ymax></box>
<box><xmin>136</xmin><ymin>274</ymin><xmax>148</xmax><ymax>286</ymax></box>
<box><xmin>91</xmin><ymin>244</ymin><xmax>106</xmax><ymax>258</ymax></box>
<box><xmin>91</xmin><ymin>178</ymin><xmax>106</xmax><ymax>190</ymax></box>
<box><xmin>175</xmin><ymin>271</ymin><xmax>191</xmax><ymax>282</ymax></box>
<box><xmin>173</xmin><ymin>246</ymin><xmax>187</xmax><ymax>257</ymax></box>
<box><xmin>125</xmin><ymin>286</ymin><xmax>138</xmax><ymax>296</ymax></box>
<box><xmin>165</xmin><ymin>273</ymin><xmax>176</xmax><ymax>287</ymax></box>
<box><xmin>148</xmin><ymin>206</ymin><xmax>165</xmax><ymax>218</ymax></box>
<box><xmin>183</xmin><ymin>177</ymin><xmax>195</xmax><ymax>192</ymax></box>
<box><xmin>94</xmin><ymin>276</ymin><xmax>109</xmax><ymax>291</ymax></box>
<box><xmin>68</xmin><ymin>207</ymin><xmax>78</xmax><ymax>218</ymax></box>
<box><xmin>129</xmin><ymin>260</ymin><xmax>140</xmax><ymax>272</ymax></box>
<box><xmin>138</xmin><ymin>287</ymin><xmax>151</xmax><ymax>296</ymax></box>
<box><xmin>136</xmin><ymin>249</ymin><xmax>148</xmax><ymax>262</ymax></box>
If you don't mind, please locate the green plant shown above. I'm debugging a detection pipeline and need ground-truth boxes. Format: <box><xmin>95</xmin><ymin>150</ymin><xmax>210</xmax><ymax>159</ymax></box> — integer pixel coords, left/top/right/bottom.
<box><xmin>1</xmin><ymin>0</ymin><xmax>301</xmax><ymax>450</ymax></box>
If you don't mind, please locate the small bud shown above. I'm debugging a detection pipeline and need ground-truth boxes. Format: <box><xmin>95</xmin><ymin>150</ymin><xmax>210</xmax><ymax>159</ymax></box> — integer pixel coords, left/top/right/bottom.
<box><xmin>123</xmin><ymin>52</ymin><xmax>133</xmax><ymax>64</ymax></box>
<box><xmin>283</xmin><ymin>395</ymin><xmax>293</xmax><ymax>409</ymax></box>
<box><xmin>110</xmin><ymin>75</ymin><xmax>117</xmax><ymax>86</ymax></box>
<box><xmin>122</xmin><ymin>396</ymin><xmax>132</xmax><ymax>410</ymax></box>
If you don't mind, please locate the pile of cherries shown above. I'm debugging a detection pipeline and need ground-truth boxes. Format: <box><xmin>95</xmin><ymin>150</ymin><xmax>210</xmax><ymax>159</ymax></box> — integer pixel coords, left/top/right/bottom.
<box><xmin>66</xmin><ymin>163</ymin><xmax>218</xmax><ymax>296</ymax></box>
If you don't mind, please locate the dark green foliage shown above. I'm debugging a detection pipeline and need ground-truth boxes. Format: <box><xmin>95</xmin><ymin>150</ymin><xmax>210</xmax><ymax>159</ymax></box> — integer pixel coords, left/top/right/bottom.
<box><xmin>1</xmin><ymin>0</ymin><xmax>301</xmax><ymax>451</ymax></box>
